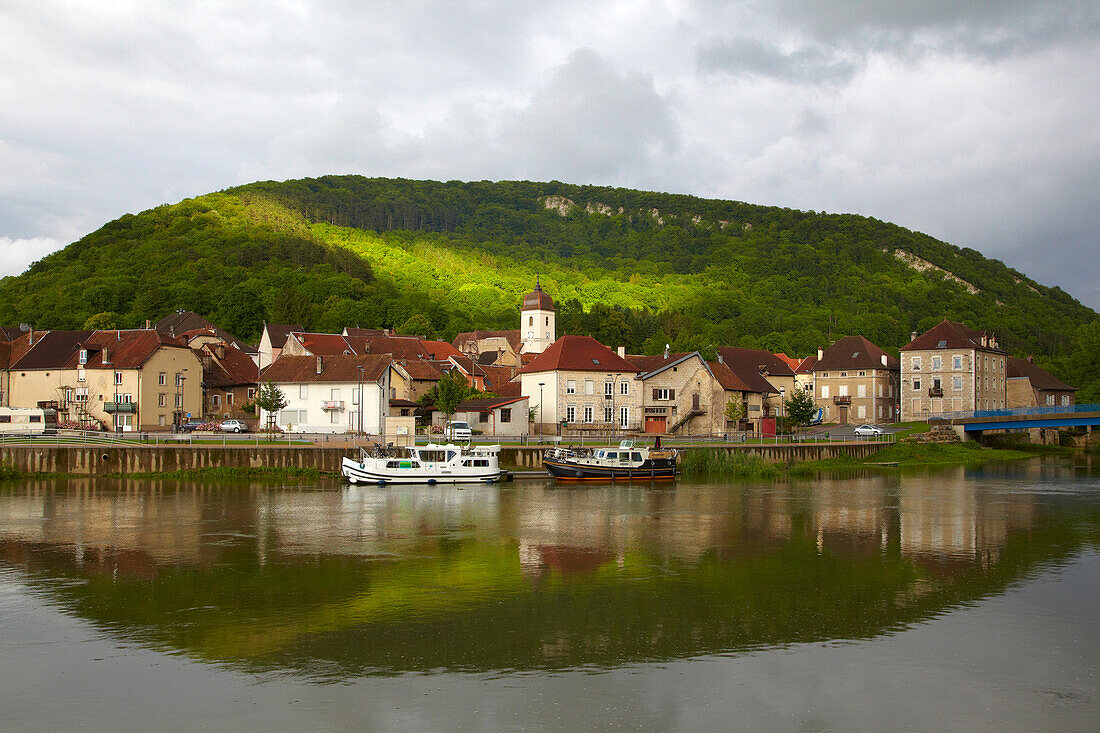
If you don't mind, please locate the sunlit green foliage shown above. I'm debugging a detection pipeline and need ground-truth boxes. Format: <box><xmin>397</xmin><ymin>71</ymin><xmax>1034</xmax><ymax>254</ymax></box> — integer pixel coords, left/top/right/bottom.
<box><xmin>0</xmin><ymin>176</ymin><xmax>1094</xmax><ymax>399</ymax></box>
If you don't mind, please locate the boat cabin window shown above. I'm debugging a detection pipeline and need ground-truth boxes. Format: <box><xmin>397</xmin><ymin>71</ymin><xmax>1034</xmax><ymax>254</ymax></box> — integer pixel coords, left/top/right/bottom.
<box><xmin>631</xmin><ymin>453</ymin><xmax>643</xmax><ymax>462</ymax></box>
<box><xmin>619</xmin><ymin>453</ymin><xmax>630</xmax><ymax>462</ymax></box>
<box><xmin>605</xmin><ymin>452</ymin><xmax>617</xmax><ymax>460</ymax></box>
<box><xmin>462</xmin><ymin>460</ymin><xmax>471</xmax><ymax>467</ymax></box>
<box><xmin>419</xmin><ymin>450</ymin><xmax>448</xmax><ymax>462</ymax></box>
<box><xmin>474</xmin><ymin>459</ymin><xmax>489</xmax><ymax>467</ymax></box>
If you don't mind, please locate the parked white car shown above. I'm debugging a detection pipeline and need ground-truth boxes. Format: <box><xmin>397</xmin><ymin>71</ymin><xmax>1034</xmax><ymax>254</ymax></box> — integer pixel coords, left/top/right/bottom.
<box><xmin>443</xmin><ymin>421</ymin><xmax>472</xmax><ymax>441</ymax></box>
<box><xmin>853</xmin><ymin>424</ymin><xmax>884</xmax><ymax>437</ymax></box>
<box><xmin>220</xmin><ymin>419</ymin><xmax>248</xmax><ymax>433</ymax></box>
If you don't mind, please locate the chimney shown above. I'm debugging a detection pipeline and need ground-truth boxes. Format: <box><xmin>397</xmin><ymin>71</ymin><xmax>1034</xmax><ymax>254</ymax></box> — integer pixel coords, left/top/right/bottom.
<box><xmin>717</xmin><ymin>353</ymin><xmax>723</xmax><ymax>364</ymax></box>
<box><xmin>28</xmin><ymin>326</ymin><xmax>35</xmax><ymax>346</ymax></box>
<box><xmin>1027</xmin><ymin>355</ymin><xmax>1033</xmax><ymax>363</ymax></box>
<box><xmin>881</xmin><ymin>354</ymin><xmax>888</xmax><ymax>366</ymax></box>
<box><xmin>316</xmin><ymin>356</ymin><xmax>323</xmax><ymax>374</ymax></box>
<box><xmin>910</xmin><ymin>331</ymin><xmax>918</xmax><ymax>342</ymax></box>
<box><xmin>102</xmin><ymin>346</ymin><xmax>110</xmax><ymax>364</ymax></box>
<box><xmin>215</xmin><ymin>343</ymin><xmax>226</xmax><ymax>359</ymax></box>
<box><xmin>663</xmin><ymin>344</ymin><xmax>670</xmax><ymax>359</ymax></box>
<box><xmin>617</xmin><ymin>346</ymin><xmax>626</xmax><ymax>358</ymax></box>
<box><xmin>201</xmin><ymin>352</ymin><xmax>213</xmax><ymax>370</ymax></box>
<box><xmin>145</xmin><ymin>319</ymin><xmax>151</xmax><ymax>329</ymax></box>
<box><xmin>817</xmin><ymin>348</ymin><xmax>823</xmax><ymax>360</ymax></box>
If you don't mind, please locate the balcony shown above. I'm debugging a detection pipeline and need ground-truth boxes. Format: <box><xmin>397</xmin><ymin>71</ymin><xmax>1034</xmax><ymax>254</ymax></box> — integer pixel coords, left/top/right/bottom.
<box><xmin>321</xmin><ymin>400</ymin><xmax>345</xmax><ymax>411</ymax></box>
<box><xmin>832</xmin><ymin>395</ymin><xmax>852</xmax><ymax>406</ymax></box>
<box><xmin>928</xmin><ymin>387</ymin><xmax>944</xmax><ymax>398</ymax></box>
<box><xmin>104</xmin><ymin>401</ymin><xmax>136</xmax><ymax>413</ymax></box>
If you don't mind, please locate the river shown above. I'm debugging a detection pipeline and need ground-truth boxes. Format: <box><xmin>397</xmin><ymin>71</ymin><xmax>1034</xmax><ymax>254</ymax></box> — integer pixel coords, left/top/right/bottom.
<box><xmin>2</xmin><ymin>458</ymin><xmax>1099</xmax><ymax>731</ymax></box>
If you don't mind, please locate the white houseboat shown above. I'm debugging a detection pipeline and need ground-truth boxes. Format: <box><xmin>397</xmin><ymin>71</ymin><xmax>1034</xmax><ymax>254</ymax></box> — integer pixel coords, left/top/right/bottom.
<box><xmin>341</xmin><ymin>442</ymin><xmax>506</xmax><ymax>485</ymax></box>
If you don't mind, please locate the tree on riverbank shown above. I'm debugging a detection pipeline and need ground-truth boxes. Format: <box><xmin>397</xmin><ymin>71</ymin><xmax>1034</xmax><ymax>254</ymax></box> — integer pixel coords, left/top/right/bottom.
<box><xmin>256</xmin><ymin>382</ymin><xmax>288</xmax><ymax>432</ymax></box>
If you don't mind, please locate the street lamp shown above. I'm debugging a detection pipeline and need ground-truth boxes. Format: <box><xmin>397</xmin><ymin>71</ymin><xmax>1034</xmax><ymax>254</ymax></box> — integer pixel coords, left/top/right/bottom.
<box><xmin>537</xmin><ymin>382</ymin><xmax>545</xmax><ymax>436</ymax></box>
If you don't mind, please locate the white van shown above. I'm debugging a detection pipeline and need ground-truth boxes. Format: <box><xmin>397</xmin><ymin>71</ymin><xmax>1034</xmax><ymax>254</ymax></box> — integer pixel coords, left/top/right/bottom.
<box><xmin>443</xmin><ymin>420</ymin><xmax>472</xmax><ymax>441</ymax></box>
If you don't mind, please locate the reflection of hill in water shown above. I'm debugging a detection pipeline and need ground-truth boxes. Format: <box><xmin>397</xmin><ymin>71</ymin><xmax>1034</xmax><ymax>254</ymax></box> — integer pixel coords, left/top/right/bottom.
<box><xmin>1</xmin><ymin>465</ymin><xmax>1097</xmax><ymax>679</ymax></box>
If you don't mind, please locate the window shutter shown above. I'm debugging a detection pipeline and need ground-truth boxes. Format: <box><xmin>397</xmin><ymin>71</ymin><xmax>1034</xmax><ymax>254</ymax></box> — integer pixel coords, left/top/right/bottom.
<box><xmin>669</xmin><ymin>389</ymin><xmax>675</xmax><ymax>400</ymax></box>
<box><xmin>652</xmin><ymin>389</ymin><xmax>659</xmax><ymax>400</ymax></box>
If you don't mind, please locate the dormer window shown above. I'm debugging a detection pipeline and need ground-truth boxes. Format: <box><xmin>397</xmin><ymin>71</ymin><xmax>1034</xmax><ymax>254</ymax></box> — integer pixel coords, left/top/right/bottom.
<box><xmin>78</xmin><ymin>349</ymin><xmax>88</xmax><ymax>365</ymax></box>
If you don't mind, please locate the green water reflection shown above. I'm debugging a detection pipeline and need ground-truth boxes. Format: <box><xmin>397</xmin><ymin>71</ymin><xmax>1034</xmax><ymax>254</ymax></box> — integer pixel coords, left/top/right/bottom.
<box><xmin>1</xmin><ymin>460</ymin><xmax>1098</xmax><ymax>679</ymax></box>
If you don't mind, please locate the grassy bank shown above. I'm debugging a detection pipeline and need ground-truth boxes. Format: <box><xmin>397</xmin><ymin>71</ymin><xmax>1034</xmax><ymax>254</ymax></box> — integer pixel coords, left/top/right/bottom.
<box><xmin>680</xmin><ymin>441</ymin><xmax>1033</xmax><ymax>479</ymax></box>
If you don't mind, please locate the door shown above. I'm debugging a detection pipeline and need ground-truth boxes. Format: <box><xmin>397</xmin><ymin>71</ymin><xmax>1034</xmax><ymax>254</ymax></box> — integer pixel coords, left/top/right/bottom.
<box><xmin>692</xmin><ymin>393</ymin><xmax>700</xmax><ymax>411</ymax></box>
<box><xmin>839</xmin><ymin>406</ymin><xmax>848</xmax><ymax>425</ymax></box>
<box><xmin>645</xmin><ymin>416</ymin><xmax>666</xmax><ymax>433</ymax></box>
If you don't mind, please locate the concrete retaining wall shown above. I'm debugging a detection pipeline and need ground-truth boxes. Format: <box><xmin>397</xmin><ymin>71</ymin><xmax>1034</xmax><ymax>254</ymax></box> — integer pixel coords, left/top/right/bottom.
<box><xmin>1</xmin><ymin>442</ymin><xmax>886</xmax><ymax>476</ymax></box>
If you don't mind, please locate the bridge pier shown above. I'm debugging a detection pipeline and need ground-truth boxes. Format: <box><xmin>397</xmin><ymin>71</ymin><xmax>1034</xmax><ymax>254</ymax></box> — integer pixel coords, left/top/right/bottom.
<box><xmin>951</xmin><ymin>425</ymin><xmax>972</xmax><ymax>442</ymax></box>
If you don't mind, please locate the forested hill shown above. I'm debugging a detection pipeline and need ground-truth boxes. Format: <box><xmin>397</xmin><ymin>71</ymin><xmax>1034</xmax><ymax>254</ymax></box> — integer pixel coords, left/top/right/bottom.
<box><xmin>1</xmin><ymin>175</ymin><xmax>1097</xmax><ymax>396</ymax></box>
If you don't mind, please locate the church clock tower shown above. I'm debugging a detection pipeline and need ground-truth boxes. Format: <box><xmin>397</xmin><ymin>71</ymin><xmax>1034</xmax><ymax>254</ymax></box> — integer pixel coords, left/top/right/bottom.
<box><xmin>520</xmin><ymin>278</ymin><xmax>555</xmax><ymax>354</ymax></box>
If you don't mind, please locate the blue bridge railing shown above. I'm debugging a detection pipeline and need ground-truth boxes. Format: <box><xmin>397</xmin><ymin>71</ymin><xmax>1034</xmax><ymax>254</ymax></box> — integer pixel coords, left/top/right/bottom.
<box><xmin>933</xmin><ymin>403</ymin><xmax>1100</xmax><ymax>422</ymax></box>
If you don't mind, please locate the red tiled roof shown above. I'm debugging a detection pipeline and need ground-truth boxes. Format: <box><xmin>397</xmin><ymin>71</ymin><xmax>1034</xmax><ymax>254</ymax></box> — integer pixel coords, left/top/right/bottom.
<box><xmin>259</xmin><ymin>354</ymin><xmax>391</xmax><ymax>383</ymax></box>
<box><xmin>420</xmin><ymin>340</ymin><xmax>461</xmax><ymax>360</ymax></box>
<box><xmin>714</xmin><ymin>347</ymin><xmax>788</xmax><ymax>394</ymax></box>
<box><xmin>12</xmin><ymin>329</ymin><xmax>188</xmax><ymax>370</ymax></box>
<box><xmin>0</xmin><ymin>326</ymin><xmax>24</xmax><ymax>341</ymax></box>
<box><xmin>1007</xmin><ymin>358</ymin><xmax>1075</xmax><ymax>391</ymax></box>
<box><xmin>813</xmin><ymin>336</ymin><xmax>899</xmax><ymax>372</ymax></box>
<box><xmin>398</xmin><ymin>359</ymin><xmax>444</xmax><ymax>381</ymax></box>
<box><xmin>355</xmin><ymin>334</ymin><xmax>434</xmax><ymax>360</ymax></box>
<box><xmin>479</xmin><ymin>364</ymin><xmax>516</xmax><ymax>392</ymax></box>
<box><xmin>517</xmin><ymin>335</ymin><xmax>639</xmax><ymax>375</ymax></box>
<box><xmin>344</xmin><ymin>327</ymin><xmax>389</xmax><ymax>338</ymax></box>
<box><xmin>200</xmin><ymin>343</ymin><xmax>259</xmax><ymax>388</ymax></box>
<box><xmin>707</xmin><ymin>361</ymin><xmax>757</xmax><ymax>392</ymax></box>
<box><xmin>495</xmin><ymin>380</ymin><xmax>522</xmax><ymax>397</ymax></box>
<box><xmin>795</xmin><ymin>355</ymin><xmax>817</xmax><ymax>374</ymax></box>
<box><xmin>290</xmin><ymin>332</ymin><xmax>357</xmax><ymax>355</ymax></box>
<box><xmin>155</xmin><ymin>311</ymin><xmax>253</xmax><ymax>353</ymax></box>
<box><xmin>901</xmin><ymin>319</ymin><xmax>1006</xmax><ymax>353</ymax></box>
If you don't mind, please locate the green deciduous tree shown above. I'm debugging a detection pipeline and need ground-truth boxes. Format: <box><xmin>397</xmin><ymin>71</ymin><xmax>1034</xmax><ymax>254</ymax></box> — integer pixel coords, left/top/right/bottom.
<box><xmin>82</xmin><ymin>311</ymin><xmax>116</xmax><ymax>330</ymax></box>
<box><xmin>784</xmin><ymin>388</ymin><xmax>817</xmax><ymax>427</ymax></box>
<box><xmin>255</xmin><ymin>382</ymin><xmax>288</xmax><ymax>432</ymax></box>
<box><xmin>724</xmin><ymin>396</ymin><xmax>744</xmax><ymax>427</ymax></box>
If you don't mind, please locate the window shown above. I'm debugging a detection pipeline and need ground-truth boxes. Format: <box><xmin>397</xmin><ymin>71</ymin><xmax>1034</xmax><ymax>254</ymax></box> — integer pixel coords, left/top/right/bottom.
<box><xmin>158</xmin><ymin>372</ymin><xmax>167</xmax><ymax>386</ymax></box>
<box><xmin>78</xmin><ymin>349</ymin><xmax>88</xmax><ymax>365</ymax></box>
<box><xmin>604</xmin><ymin>406</ymin><xmax>613</xmax><ymax>422</ymax></box>
<box><xmin>585</xmin><ymin>380</ymin><xmax>594</xmax><ymax>395</ymax></box>
<box><xmin>566</xmin><ymin>405</ymin><xmax>575</xmax><ymax>422</ymax></box>
<box><xmin>953</xmin><ymin>376</ymin><xmax>962</xmax><ymax>390</ymax></box>
<box><xmin>858</xmin><ymin>371</ymin><xmax>866</xmax><ymax>377</ymax></box>
<box><xmin>821</xmin><ymin>385</ymin><xmax>830</xmax><ymax>398</ymax></box>
<box><xmin>566</xmin><ymin>380</ymin><xmax>576</xmax><ymax>395</ymax></box>
<box><xmin>545</xmin><ymin>316</ymin><xmax>549</xmax><ymax>326</ymax></box>
<box><xmin>501</xmin><ymin>408</ymin><xmax>511</xmax><ymax>423</ymax></box>
<box><xmin>932</xmin><ymin>356</ymin><xmax>942</xmax><ymax>370</ymax></box>
<box><xmin>620</xmin><ymin>381</ymin><xmax>628</xmax><ymax>396</ymax></box>
<box><xmin>653</xmin><ymin>388</ymin><xmax>673</xmax><ymax>401</ymax></box>
<box><xmin>300</xmin><ymin>384</ymin><xmax>308</xmax><ymax>399</ymax></box>
<box><xmin>114</xmin><ymin>371</ymin><xmax>123</xmax><ymax>385</ymax></box>
<box><xmin>857</xmin><ymin>405</ymin><xmax>866</xmax><ymax>418</ymax></box>
<box><xmin>619</xmin><ymin>405</ymin><xmax>629</xmax><ymax>428</ymax></box>
<box><xmin>953</xmin><ymin>356</ymin><xmax>963</xmax><ymax>369</ymax></box>
<box><xmin>212</xmin><ymin>395</ymin><xmax>220</xmax><ymax>408</ymax></box>
<box><xmin>838</xmin><ymin>385</ymin><xmax>848</xmax><ymax>396</ymax></box>
<box><xmin>584</xmin><ymin>405</ymin><xmax>593</xmax><ymax>423</ymax></box>
<box><xmin>226</xmin><ymin>393</ymin><xmax>233</xmax><ymax>406</ymax></box>
<box><xmin>1046</xmin><ymin>394</ymin><xmax>1055</xmax><ymax>405</ymax></box>
<box><xmin>331</xmin><ymin>388</ymin><xmax>340</xmax><ymax>401</ymax></box>
<box><xmin>840</xmin><ymin>371</ymin><xmax>847</xmax><ymax>378</ymax></box>
<box><xmin>545</xmin><ymin>332</ymin><xmax>551</xmax><ymax>340</ymax></box>
<box><xmin>158</xmin><ymin>393</ymin><xmax>166</xmax><ymax>407</ymax></box>
<box><xmin>912</xmin><ymin>357</ymin><xmax>921</xmax><ymax>370</ymax></box>
<box><xmin>175</xmin><ymin>394</ymin><xmax>182</xmax><ymax>407</ymax></box>
<box><xmin>175</xmin><ymin>372</ymin><xmax>185</xmax><ymax>386</ymax></box>
<box><xmin>0</xmin><ymin>415</ymin><xmax>9</xmax><ymax>423</ymax></box>
<box><xmin>913</xmin><ymin>379</ymin><xmax>921</xmax><ymax>390</ymax></box>
<box><xmin>74</xmin><ymin>388</ymin><xmax>88</xmax><ymax>403</ymax></box>
<box><xmin>821</xmin><ymin>372</ymin><xmax>829</xmax><ymax>378</ymax></box>
<box><xmin>1062</xmin><ymin>395</ymin><xmax>1071</xmax><ymax>406</ymax></box>
<box><xmin>857</xmin><ymin>384</ymin><xmax>866</xmax><ymax>398</ymax></box>
<box><xmin>352</xmin><ymin>388</ymin><xmax>360</xmax><ymax>405</ymax></box>
<box><xmin>247</xmin><ymin>388</ymin><xmax>256</xmax><ymax>399</ymax></box>
<box><xmin>604</xmin><ymin>381</ymin><xmax>613</xmax><ymax>397</ymax></box>
<box><xmin>529</xmin><ymin>316</ymin><xmax>533</xmax><ymax>326</ymax></box>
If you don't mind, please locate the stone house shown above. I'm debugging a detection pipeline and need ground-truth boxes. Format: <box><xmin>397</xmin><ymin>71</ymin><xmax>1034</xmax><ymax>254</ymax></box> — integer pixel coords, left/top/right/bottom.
<box><xmin>714</xmin><ymin>347</ymin><xmax>791</xmax><ymax>420</ymax></box>
<box><xmin>1006</xmin><ymin>357</ymin><xmax>1076</xmax><ymax>408</ymax></box>
<box><xmin>623</xmin><ymin>351</ymin><xmax>728</xmax><ymax>435</ymax></box>
<box><xmin>900</xmin><ymin>320</ymin><xmax>1007</xmax><ymax>421</ymax></box>
<box><xmin>8</xmin><ymin>329</ymin><xmax>203</xmax><ymax>431</ymax></box>
<box><xmin>708</xmin><ymin>359</ymin><xmax>768</xmax><ymax>435</ymax></box>
<box><xmin>517</xmin><ymin>335</ymin><xmax>641</xmax><ymax>435</ymax></box>
<box><xmin>258</xmin><ymin>354</ymin><xmax>391</xmax><ymax>434</ymax></box>
<box><xmin>812</xmin><ymin>336</ymin><xmax>900</xmax><ymax>424</ymax></box>
<box><xmin>196</xmin><ymin>341</ymin><xmax>259</xmax><ymax>426</ymax></box>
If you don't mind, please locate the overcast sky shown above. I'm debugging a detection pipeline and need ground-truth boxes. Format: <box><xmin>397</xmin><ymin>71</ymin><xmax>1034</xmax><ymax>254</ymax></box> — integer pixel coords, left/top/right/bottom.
<box><xmin>2</xmin><ymin>1</ymin><xmax>1098</xmax><ymax>308</ymax></box>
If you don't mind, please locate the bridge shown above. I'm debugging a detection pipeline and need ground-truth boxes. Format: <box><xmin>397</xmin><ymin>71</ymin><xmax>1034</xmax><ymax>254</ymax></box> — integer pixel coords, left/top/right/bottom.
<box><xmin>933</xmin><ymin>403</ymin><xmax>1100</xmax><ymax>437</ymax></box>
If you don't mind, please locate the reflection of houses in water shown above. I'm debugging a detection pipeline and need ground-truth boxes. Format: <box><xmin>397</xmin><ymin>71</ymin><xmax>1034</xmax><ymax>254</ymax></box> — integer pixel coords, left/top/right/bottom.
<box><xmin>0</xmin><ymin>478</ymin><xmax>209</xmax><ymax>569</ymax></box>
<box><xmin>808</xmin><ymin>469</ymin><xmax>1036</xmax><ymax>565</ymax></box>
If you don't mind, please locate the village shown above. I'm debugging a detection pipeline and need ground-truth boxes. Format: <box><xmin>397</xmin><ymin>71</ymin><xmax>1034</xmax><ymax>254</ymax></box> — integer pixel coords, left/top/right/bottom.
<box><xmin>0</xmin><ymin>281</ymin><xmax>1077</xmax><ymax>441</ymax></box>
